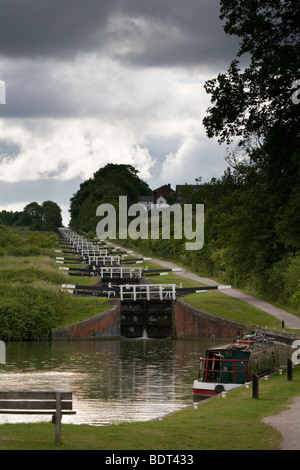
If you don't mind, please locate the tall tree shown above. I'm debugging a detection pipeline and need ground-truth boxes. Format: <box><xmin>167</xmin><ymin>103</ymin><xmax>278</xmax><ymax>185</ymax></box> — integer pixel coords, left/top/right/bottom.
<box><xmin>203</xmin><ymin>0</ymin><xmax>300</xmax><ymax>150</ymax></box>
<box><xmin>69</xmin><ymin>163</ymin><xmax>152</xmax><ymax>233</ymax></box>
<box><xmin>41</xmin><ymin>201</ymin><xmax>63</xmax><ymax>232</ymax></box>
<box><xmin>199</xmin><ymin>0</ymin><xmax>300</xmax><ymax>302</ymax></box>
<box><xmin>22</xmin><ymin>202</ymin><xmax>43</xmax><ymax>226</ymax></box>
<box><xmin>202</xmin><ymin>0</ymin><xmax>300</xmax><ymax>251</ymax></box>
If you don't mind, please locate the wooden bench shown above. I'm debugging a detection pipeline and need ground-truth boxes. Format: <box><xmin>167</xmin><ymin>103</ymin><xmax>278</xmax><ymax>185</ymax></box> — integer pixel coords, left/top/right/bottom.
<box><xmin>0</xmin><ymin>391</ymin><xmax>76</xmax><ymax>444</ymax></box>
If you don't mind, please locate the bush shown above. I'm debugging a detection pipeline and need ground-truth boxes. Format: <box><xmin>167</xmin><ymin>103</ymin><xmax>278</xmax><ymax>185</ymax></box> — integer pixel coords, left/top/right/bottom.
<box><xmin>284</xmin><ymin>254</ymin><xmax>300</xmax><ymax>310</ymax></box>
<box><xmin>0</xmin><ymin>285</ymin><xmax>66</xmax><ymax>340</ymax></box>
<box><xmin>0</xmin><ymin>267</ymin><xmax>67</xmax><ymax>285</ymax></box>
<box><xmin>0</xmin><ymin>225</ymin><xmax>23</xmax><ymax>251</ymax></box>
<box><xmin>6</xmin><ymin>245</ymin><xmax>42</xmax><ymax>256</ymax></box>
<box><xmin>25</xmin><ymin>232</ymin><xmax>59</xmax><ymax>248</ymax></box>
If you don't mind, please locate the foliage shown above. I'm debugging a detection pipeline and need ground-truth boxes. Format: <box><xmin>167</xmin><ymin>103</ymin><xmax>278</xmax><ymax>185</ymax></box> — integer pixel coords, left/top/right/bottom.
<box><xmin>69</xmin><ymin>163</ymin><xmax>152</xmax><ymax>233</ymax></box>
<box><xmin>0</xmin><ymin>285</ymin><xmax>63</xmax><ymax>340</ymax></box>
<box><xmin>195</xmin><ymin>0</ymin><xmax>300</xmax><ymax>308</ymax></box>
<box><xmin>0</xmin><ymin>200</ymin><xmax>63</xmax><ymax>232</ymax></box>
<box><xmin>203</xmin><ymin>0</ymin><xmax>300</xmax><ymax>147</ymax></box>
<box><xmin>0</xmin><ymin>225</ymin><xmax>23</xmax><ymax>250</ymax></box>
<box><xmin>117</xmin><ymin>156</ymin><xmax>300</xmax><ymax>310</ymax></box>
<box><xmin>0</xmin><ymin>226</ymin><xmax>111</xmax><ymax>339</ymax></box>
<box><xmin>0</xmin><ymin>225</ymin><xmax>60</xmax><ymax>256</ymax></box>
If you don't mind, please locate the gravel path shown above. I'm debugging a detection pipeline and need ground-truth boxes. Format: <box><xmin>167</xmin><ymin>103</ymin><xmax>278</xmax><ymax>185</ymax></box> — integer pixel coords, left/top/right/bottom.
<box><xmin>263</xmin><ymin>396</ymin><xmax>300</xmax><ymax>450</ymax></box>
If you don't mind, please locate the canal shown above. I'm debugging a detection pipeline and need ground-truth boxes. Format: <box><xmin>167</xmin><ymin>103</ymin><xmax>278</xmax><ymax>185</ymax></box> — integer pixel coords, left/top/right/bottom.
<box><xmin>0</xmin><ymin>338</ymin><xmax>292</xmax><ymax>426</ymax></box>
<box><xmin>0</xmin><ymin>338</ymin><xmax>226</xmax><ymax>426</ymax></box>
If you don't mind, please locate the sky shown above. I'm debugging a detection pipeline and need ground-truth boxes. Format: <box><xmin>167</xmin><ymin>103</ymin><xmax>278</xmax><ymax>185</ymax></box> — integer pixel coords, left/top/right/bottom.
<box><xmin>0</xmin><ymin>0</ymin><xmax>241</xmax><ymax>225</ymax></box>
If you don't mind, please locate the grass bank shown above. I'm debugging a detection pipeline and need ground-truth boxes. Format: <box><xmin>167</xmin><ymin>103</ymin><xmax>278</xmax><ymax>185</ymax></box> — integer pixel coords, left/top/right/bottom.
<box><xmin>126</xmin><ymin>259</ymin><xmax>295</xmax><ymax>332</ymax></box>
<box><xmin>184</xmin><ymin>292</ymin><xmax>283</xmax><ymax>330</ymax></box>
<box><xmin>0</xmin><ymin>366</ymin><xmax>299</xmax><ymax>450</ymax></box>
<box><xmin>117</xmin><ymin>239</ymin><xmax>300</xmax><ymax>319</ymax></box>
<box><xmin>0</xmin><ymin>227</ymin><xmax>110</xmax><ymax>339</ymax></box>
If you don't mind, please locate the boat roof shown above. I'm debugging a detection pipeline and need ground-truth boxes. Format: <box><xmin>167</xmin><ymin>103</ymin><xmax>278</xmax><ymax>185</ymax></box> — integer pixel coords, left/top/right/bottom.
<box><xmin>209</xmin><ymin>334</ymin><xmax>275</xmax><ymax>352</ymax></box>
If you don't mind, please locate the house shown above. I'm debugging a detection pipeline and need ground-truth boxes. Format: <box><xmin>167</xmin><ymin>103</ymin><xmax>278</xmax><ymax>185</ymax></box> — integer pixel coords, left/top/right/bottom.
<box><xmin>152</xmin><ymin>184</ymin><xmax>175</xmax><ymax>207</ymax></box>
<box><xmin>155</xmin><ymin>195</ymin><xmax>169</xmax><ymax>208</ymax></box>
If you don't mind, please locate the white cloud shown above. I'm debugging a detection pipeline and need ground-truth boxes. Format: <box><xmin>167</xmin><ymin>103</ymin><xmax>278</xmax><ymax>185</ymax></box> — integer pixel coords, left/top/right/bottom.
<box><xmin>161</xmin><ymin>130</ymin><xmax>227</xmax><ymax>185</ymax></box>
<box><xmin>0</xmin><ymin>55</ymin><xmax>225</xmax><ymax>189</ymax></box>
<box><xmin>0</xmin><ymin>118</ymin><xmax>155</xmax><ymax>182</ymax></box>
<box><xmin>0</xmin><ymin>1</ymin><xmax>233</xmax><ymax>221</ymax></box>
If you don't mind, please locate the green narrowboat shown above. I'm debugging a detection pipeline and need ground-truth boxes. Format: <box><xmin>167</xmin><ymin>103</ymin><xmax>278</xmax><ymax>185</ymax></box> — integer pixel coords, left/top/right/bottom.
<box><xmin>193</xmin><ymin>334</ymin><xmax>279</xmax><ymax>397</ymax></box>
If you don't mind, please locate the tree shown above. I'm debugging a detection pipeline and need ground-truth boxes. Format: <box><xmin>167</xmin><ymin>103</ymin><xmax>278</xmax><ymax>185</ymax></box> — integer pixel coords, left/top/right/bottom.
<box><xmin>41</xmin><ymin>201</ymin><xmax>63</xmax><ymax>232</ymax></box>
<box><xmin>203</xmin><ymin>0</ymin><xmax>300</xmax><ymax>150</ymax></box>
<box><xmin>69</xmin><ymin>163</ymin><xmax>152</xmax><ymax>233</ymax></box>
<box><xmin>200</xmin><ymin>0</ymin><xmax>300</xmax><ymax>299</ymax></box>
<box><xmin>23</xmin><ymin>202</ymin><xmax>43</xmax><ymax>226</ymax></box>
<box><xmin>0</xmin><ymin>210</ymin><xmax>18</xmax><ymax>226</ymax></box>
<box><xmin>0</xmin><ymin>201</ymin><xmax>63</xmax><ymax>232</ymax></box>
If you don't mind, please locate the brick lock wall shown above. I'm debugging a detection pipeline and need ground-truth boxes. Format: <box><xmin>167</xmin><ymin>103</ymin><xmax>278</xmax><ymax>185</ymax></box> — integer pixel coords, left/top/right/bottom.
<box><xmin>52</xmin><ymin>302</ymin><xmax>121</xmax><ymax>340</ymax></box>
<box><xmin>174</xmin><ymin>298</ymin><xmax>245</xmax><ymax>339</ymax></box>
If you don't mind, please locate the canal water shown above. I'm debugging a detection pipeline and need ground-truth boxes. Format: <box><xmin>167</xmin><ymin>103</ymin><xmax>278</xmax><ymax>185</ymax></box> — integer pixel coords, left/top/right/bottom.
<box><xmin>0</xmin><ymin>338</ymin><xmax>224</xmax><ymax>426</ymax></box>
<box><xmin>0</xmin><ymin>338</ymin><xmax>292</xmax><ymax>426</ymax></box>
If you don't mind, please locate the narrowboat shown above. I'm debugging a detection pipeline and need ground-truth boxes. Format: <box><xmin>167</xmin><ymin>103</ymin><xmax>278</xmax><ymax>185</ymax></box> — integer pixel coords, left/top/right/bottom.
<box><xmin>193</xmin><ymin>334</ymin><xmax>279</xmax><ymax>397</ymax></box>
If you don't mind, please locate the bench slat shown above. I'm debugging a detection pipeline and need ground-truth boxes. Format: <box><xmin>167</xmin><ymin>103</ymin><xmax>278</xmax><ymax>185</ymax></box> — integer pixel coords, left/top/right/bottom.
<box><xmin>0</xmin><ymin>410</ymin><xmax>76</xmax><ymax>415</ymax></box>
<box><xmin>0</xmin><ymin>391</ymin><xmax>72</xmax><ymax>400</ymax></box>
<box><xmin>0</xmin><ymin>400</ymin><xmax>73</xmax><ymax>410</ymax></box>
<box><xmin>0</xmin><ymin>390</ymin><xmax>75</xmax><ymax>444</ymax></box>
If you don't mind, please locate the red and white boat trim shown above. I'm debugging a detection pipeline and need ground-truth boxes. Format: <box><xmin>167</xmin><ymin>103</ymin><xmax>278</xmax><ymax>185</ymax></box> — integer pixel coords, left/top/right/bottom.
<box><xmin>193</xmin><ymin>380</ymin><xmax>242</xmax><ymax>397</ymax></box>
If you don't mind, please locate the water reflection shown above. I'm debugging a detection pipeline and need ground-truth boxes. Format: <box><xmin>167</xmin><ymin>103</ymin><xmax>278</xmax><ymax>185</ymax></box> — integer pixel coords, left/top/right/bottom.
<box><xmin>0</xmin><ymin>338</ymin><xmax>292</xmax><ymax>426</ymax></box>
<box><xmin>0</xmin><ymin>338</ymin><xmax>223</xmax><ymax>426</ymax></box>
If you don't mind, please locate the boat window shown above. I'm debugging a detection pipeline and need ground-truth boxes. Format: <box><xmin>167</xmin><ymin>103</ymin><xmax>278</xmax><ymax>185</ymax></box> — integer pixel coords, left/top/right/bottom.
<box><xmin>204</xmin><ymin>352</ymin><xmax>223</xmax><ymax>382</ymax></box>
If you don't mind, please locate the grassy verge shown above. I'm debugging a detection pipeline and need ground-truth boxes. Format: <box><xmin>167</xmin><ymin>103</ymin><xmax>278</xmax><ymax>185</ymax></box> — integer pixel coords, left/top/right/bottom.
<box><xmin>126</xmin><ymin>259</ymin><xmax>295</xmax><ymax>332</ymax></box>
<box><xmin>184</xmin><ymin>292</ymin><xmax>283</xmax><ymax>330</ymax></box>
<box><xmin>0</xmin><ymin>366</ymin><xmax>299</xmax><ymax>450</ymax></box>
<box><xmin>0</xmin><ymin>227</ymin><xmax>111</xmax><ymax>338</ymax></box>
<box><xmin>56</xmin><ymin>295</ymin><xmax>109</xmax><ymax>327</ymax></box>
<box><xmin>119</xmin><ymin>240</ymin><xmax>300</xmax><ymax>319</ymax></box>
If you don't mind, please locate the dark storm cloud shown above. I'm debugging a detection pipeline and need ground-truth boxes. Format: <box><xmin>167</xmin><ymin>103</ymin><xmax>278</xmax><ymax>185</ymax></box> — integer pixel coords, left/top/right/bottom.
<box><xmin>0</xmin><ymin>0</ymin><xmax>113</xmax><ymax>59</ymax></box>
<box><xmin>0</xmin><ymin>0</ymin><xmax>240</xmax><ymax>120</ymax></box>
<box><xmin>111</xmin><ymin>0</ymin><xmax>239</xmax><ymax>68</ymax></box>
<box><xmin>1</xmin><ymin>61</ymin><xmax>80</xmax><ymax>118</ymax></box>
<box><xmin>0</xmin><ymin>0</ymin><xmax>237</xmax><ymax>217</ymax></box>
<box><xmin>0</xmin><ymin>0</ymin><xmax>239</xmax><ymax>68</ymax></box>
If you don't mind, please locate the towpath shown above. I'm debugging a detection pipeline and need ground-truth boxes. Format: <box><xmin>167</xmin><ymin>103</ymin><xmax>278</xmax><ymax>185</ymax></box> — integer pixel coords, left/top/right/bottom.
<box><xmin>263</xmin><ymin>396</ymin><xmax>300</xmax><ymax>450</ymax></box>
